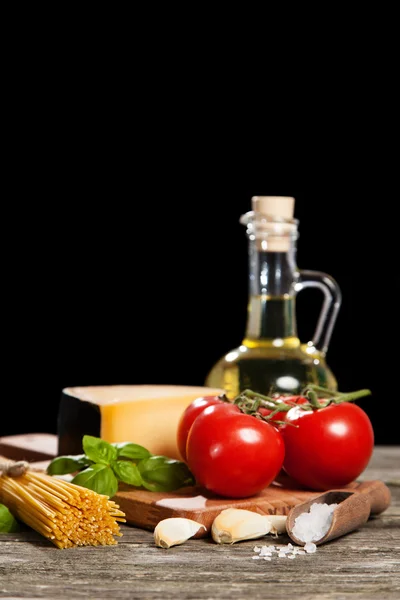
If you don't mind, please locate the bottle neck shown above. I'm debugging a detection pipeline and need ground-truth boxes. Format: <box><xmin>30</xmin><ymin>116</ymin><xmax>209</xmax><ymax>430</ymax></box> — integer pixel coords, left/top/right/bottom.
<box><xmin>243</xmin><ymin>243</ymin><xmax>299</xmax><ymax>346</ymax></box>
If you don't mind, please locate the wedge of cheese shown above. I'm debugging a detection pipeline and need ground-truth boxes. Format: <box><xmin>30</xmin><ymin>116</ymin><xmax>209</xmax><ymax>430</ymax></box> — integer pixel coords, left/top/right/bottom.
<box><xmin>57</xmin><ymin>385</ymin><xmax>224</xmax><ymax>460</ymax></box>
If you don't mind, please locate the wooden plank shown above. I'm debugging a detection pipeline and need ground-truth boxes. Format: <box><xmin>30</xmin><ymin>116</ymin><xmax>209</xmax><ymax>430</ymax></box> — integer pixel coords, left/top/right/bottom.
<box><xmin>0</xmin><ymin>503</ymin><xmax>399</xmax><ymax>599</ymax></box>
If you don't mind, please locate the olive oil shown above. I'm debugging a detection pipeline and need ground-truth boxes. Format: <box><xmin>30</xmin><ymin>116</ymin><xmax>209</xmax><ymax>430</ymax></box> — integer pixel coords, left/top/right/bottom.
<box><xmin>205</xmin><ymin>296</ymin><xmax>337</xmax><ymax>398</ymax></box>
<box><xmin>205</xmin><ymin>196</ymin><xmax>340</xmax><ymax>399</ymax></box>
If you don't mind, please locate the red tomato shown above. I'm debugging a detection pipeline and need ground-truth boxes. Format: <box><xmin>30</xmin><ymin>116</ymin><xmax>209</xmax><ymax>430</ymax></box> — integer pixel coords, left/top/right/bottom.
<box><xmin>281</xmin><ymin>402</ymin><xmax>374</xmax><ymax>490</ymax></box>
<box><xmin>177</xmin><ymin>395</ymin><xmax>224</xmax><ymax>461</ymax></box>
<box><xmin>186</xmin><ymin>403</ymin><xmax>285</xmax><ymax>498</ymax></box>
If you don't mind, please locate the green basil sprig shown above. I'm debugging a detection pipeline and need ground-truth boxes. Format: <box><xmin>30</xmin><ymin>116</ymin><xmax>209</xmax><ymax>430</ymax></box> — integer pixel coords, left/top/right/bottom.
<box><xmin>112</xmin><ymin>442</ymin><xmax>151</xmax><ymax>461</ymax></box>
<box><xmin>46</xmin><ymin>454</ymin><xmax>92</xmax><ymax>475</ymax></box>
<box><xmin>138</xmin><ymin>456</ymin><xmax>196</xmax><ymax>492</ymax></box>
<box><xmin>72</xmin><ymin>464</ymin><xmax>119</xmax><ymax>498</ymax></box>
<box><xmin>111</xmin><ymin>460</ymin><xmax>142</xmax><ymax>487</ymax></box>
<box><xmin>0</xmin><ymin>504</ymin><xmax>20</xmax><ymax>533</ymax></box>
<box><xmin>46</xmin><ymin>435</ymin><xmax>195</xmax><ymax>498</ymax></box>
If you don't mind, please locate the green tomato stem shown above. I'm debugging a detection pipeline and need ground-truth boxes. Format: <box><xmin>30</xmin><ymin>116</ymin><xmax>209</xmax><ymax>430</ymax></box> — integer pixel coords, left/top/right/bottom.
<box><xmin>235</xmin><ymin>386</ymin><xmax>372</xmax><ymax>423</ymax></box>
<box><xmin>331</xmin><ymin>389</ymin><xmax>372</xmax><ymax>404</ymax></box>
<box><xmin>239</xmin><ymin>389</ymin><xmax>277</xmax><ymax>408</ymax></box>
<box><xmin>302</xmin><ymin>384</ymin><xmax>340</xmax><ymax>397</ymax></box>
<box><xmin>306</xmin><ymin>390</ymin><xmax>322</xmax><ymax>408</ymax></box>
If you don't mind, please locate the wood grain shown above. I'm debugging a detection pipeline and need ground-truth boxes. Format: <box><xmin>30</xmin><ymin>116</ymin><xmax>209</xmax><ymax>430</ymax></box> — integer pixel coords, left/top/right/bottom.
<box><xmin>0</xmin><ymin>446</ymin><xmax>399</xmax><ymax>600</ymax></box>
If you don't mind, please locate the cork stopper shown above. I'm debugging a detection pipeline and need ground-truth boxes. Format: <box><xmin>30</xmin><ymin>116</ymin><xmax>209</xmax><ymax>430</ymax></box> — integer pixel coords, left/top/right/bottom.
<box><xmin>251</xmin><ymin>196</ymin><xmax>295</xmax><ymax>220</ymax></box>
<box><xmin>248</xmin><ymin>196</ymin><xmax>297</xmax><ymax>252</ymax></box>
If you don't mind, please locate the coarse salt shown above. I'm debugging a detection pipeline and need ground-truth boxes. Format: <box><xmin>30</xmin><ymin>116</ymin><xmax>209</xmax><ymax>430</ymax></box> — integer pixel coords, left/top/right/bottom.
<box><xmin>250</xmin><ymin>540</ymin><xmax>318</xmax><ymax>562</ymax></box>
<box><xmin>304</xmin><ymin>542</ymin><xmax>317</xmax><ymax>554</ymax></box>
<box><xmin>291</xmin><ymin>502</ymin><xmax>338</xmax><ymax>543</ymax></box>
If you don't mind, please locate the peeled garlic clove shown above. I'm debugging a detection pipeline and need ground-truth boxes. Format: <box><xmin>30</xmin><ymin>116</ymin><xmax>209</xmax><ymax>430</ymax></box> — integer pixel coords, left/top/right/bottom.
<box><xmin>212</xmin><ymin>508</ymin><xmax>273</xmax><ymax>544</ymax></box>
<box><xmin>268</xmin><ymin>515</ymin><xmax>288</xmax><ymax>535</ymax></box>
<box><xmin>154</xmin><ymin>517</ymin><xmax>206</xmax><ymax>548</ymax></box>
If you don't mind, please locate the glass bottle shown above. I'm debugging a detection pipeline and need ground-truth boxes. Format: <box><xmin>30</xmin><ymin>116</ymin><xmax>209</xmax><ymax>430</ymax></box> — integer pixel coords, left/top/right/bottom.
<box><xmin>205</xmin><ymin>196</ymin><xmax>341</xmax><ymax>398</ymax></box>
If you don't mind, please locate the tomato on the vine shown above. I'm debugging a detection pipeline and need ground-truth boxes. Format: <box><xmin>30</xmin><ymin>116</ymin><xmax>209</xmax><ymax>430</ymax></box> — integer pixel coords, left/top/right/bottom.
<box><xmin>177</xmin><ymin>395</ymin><xmax>224</xmax><ymax>461</ymax></box>
<box><xmin>281</xmin><ymin>402</ymin><xmax>374</xmax><ymax>490</ymax></box>
<box><xmin>186</xmin><ymin>403</ymin><xmax>285</xmax><ymax>498</ymax></box>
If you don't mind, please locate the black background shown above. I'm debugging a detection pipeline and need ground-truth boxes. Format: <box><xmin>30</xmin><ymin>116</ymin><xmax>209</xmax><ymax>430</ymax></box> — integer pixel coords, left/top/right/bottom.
<box><xmin>6</xmin><ymin>182</ymin><xmax>398</xmax><ymax>445</ymax></box>
<box><xmin>2</xmin><ymin>26</ymin><xmax>398</xmax><ymax>451</ymax></box>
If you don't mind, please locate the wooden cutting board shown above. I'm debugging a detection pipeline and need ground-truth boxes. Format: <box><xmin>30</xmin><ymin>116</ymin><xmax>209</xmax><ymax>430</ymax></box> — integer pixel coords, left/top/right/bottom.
<box><xmin>114</xmin><ymin>477</ymin><xmax>391</xmax><ymax>538</ymax></box>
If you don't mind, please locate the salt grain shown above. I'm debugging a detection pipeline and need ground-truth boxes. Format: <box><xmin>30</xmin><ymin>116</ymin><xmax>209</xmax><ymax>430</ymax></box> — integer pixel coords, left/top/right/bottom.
<box><xmin>291</xmin><ymin>502</ymin><xmax>338</xmax><ymax>543</ymax></box>
<box><xmin>304</xmin><ymin>542</ymin><xmax>317</xmax><ymax>554</ymax></box>
<box><xmin>250</xmin><ymin>540</ymin><xmax>317</xmax><ymax>563</ymax></box>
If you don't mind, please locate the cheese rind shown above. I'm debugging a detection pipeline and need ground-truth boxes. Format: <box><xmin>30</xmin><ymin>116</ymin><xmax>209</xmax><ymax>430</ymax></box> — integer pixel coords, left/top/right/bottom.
<box><xmin>58</xmin><ymin>385</ymin><xmax>224</xmax><ymax>460</ymax></box>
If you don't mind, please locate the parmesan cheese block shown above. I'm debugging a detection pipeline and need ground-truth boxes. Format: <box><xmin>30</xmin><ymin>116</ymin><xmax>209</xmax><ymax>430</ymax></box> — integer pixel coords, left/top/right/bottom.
<box><xmin>57</xmin><ymin>385</ymin><xmax>224</xmax><ymax>460</ymax></box>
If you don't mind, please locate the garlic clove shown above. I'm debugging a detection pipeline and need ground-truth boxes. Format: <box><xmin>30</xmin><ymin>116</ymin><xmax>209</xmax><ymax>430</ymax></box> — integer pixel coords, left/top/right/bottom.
<box><xmin>212</xmin><ymin>508</ymin><xmax>274</xmax><ymax>544</ymax></box>
<box><xmin>154</xmin><ymin>517</ymin><xmax>206</xmax><ymax>548</ymax></box>
<box><xmin>268</xmin><ymin>515</ymin><xmax>288</xmax><ymax>535</ymax></box>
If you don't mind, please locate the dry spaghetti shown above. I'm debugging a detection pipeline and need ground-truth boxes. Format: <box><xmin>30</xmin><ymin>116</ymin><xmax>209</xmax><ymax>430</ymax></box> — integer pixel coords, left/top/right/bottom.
<box><xmin>0</xmin><ymin>457</ymin><xmax>126</xmax><ymax>548</ymax></box>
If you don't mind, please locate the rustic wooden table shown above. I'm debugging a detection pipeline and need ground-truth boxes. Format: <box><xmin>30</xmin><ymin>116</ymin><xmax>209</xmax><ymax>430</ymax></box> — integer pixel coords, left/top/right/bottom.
<box><xmin>1</xmin><ymin>446</ymin><xmax>399</xmax><ymax>600</ymax></box>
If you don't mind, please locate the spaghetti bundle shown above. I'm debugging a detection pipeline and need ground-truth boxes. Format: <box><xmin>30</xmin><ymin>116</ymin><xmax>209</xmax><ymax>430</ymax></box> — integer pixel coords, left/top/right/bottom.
<box><xmin>0</xmin><ymin>457</ymin><xmax>126</xmax><ymax>548</ymax></box>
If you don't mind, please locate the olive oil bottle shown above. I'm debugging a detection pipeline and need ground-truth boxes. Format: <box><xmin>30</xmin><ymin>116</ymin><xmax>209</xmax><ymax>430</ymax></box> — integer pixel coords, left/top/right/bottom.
<box><xmin>205</xmin><ymin>196</ymin><xmax>341</xmax><ymax>398</ymax></box>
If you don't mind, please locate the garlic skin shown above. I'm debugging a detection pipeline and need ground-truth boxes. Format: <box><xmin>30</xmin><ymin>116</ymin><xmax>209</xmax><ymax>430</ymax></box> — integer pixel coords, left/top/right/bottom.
<box><xmin>212</xmin><ymin>508</ymin><xmax>287</xmax><ymax>544</ymax></box>
<box><xmin>154</xmin><ymin>517</ymin><xmax>206</xmax><ymax>548</ymax></box>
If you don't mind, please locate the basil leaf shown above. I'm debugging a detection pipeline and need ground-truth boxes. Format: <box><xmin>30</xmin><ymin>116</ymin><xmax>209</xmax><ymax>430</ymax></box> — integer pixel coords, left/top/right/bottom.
<box><xmin>140</xmin><ymin>480</ymin><xmax>171</xmax><ymax>493</ymax></box>
<box><xmin>46</xmin><ymin>454</ymin><xmax>92</xmax><ymax>475</ymax></box>
<box><xmin>71</xmin><ymin>465</ymin><xmax>118</xmax><ymax>498</ymax></box>
<box><xmin>0</xmin><ymin>504</ymin><xmax>20</xmax><ymax>533</ymax></box>
<box><xmin>138</xmin><ymin>456</ymin><xmax>195</xmax><ymax>492</ymax></box>
<box><xmin>82</xmin><ymin>435</ymin><xmax>117</xmax><ymax>465</ymax></box>
<box><xmin>112</xmin><ymin>442</ymin><xmax>151</xmax><ymax>461</ymax></box>
<box><xmin>111</xmin><ymin>460</ymin><xmax>143</xmax><ymax>487</ymax></box>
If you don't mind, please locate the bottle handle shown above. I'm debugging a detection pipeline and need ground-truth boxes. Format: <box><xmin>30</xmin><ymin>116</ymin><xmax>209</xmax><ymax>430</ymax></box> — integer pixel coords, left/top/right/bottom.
<box><xmin>296</xmin><ymin>270</ymin><xmax>342</xmax><ymax>355</ymax></box>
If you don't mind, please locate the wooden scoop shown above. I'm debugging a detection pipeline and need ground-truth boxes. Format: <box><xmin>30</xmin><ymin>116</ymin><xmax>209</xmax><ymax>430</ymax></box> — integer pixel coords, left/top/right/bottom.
<box><xmin>286</xmin><ymin>480</ymin><xmax>391</xmax><ymax>546</ymax></box>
